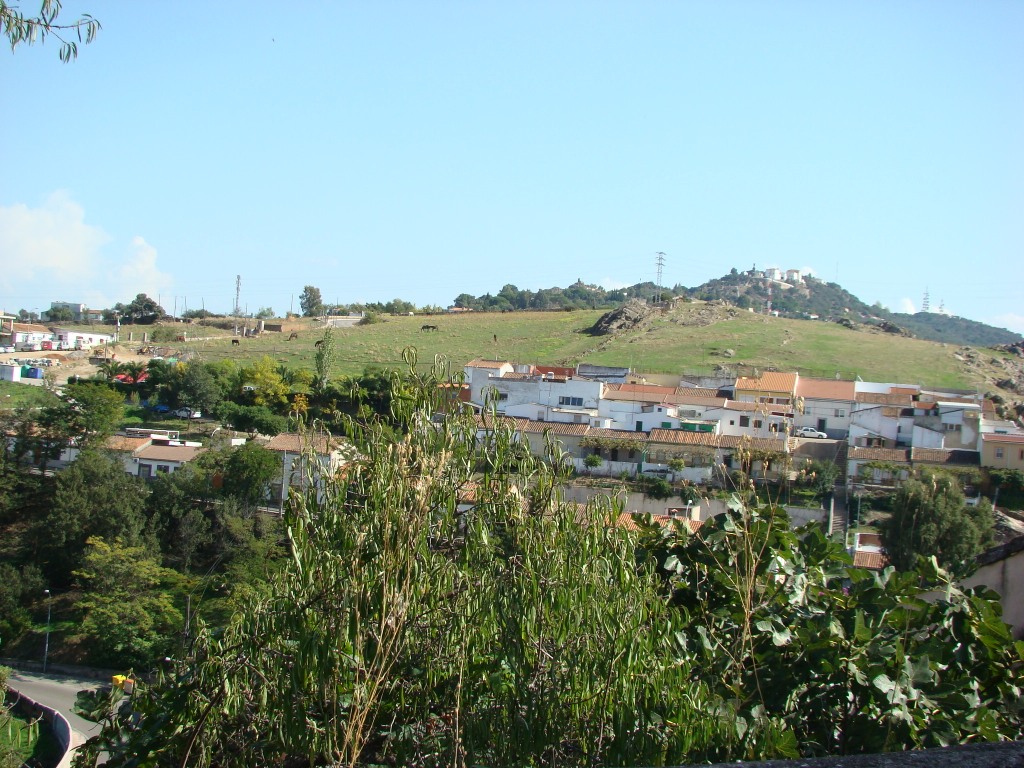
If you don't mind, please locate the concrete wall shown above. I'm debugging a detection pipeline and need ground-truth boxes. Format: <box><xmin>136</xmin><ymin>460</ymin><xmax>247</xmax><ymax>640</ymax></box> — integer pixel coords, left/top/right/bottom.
<box><xmin>962</xmin><ymin>547</ymin><xmax>1024</xmax><ymax>640</ymax></box>
<box><xmin>6</xmin><ymin>687</ymin><xmax>76</xmax><ymax>768</ymax></box>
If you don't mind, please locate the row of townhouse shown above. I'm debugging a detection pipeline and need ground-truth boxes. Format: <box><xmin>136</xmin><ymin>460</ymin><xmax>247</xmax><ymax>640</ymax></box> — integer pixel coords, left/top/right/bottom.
<box><xmin>1</xmin><ymin>321</ymin><xmax>114</xmax><ymax>350</ymax></box>
<box><xmin>7</xmin><ymin>428</ymin><xmax>351</xmax><ymax>505</ymax></box>
<box><xmin>463</xmin><ymin>359</ymin><xmax>1024</xmax><ymax>484</ymax></box>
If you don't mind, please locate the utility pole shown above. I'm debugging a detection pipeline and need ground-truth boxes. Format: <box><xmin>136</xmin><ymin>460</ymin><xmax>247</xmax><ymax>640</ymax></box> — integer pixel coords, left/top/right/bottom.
<box><xmin>234</xmin><ymin>275</ymin><xmax>242</xmax><ymax>336</ymax></box>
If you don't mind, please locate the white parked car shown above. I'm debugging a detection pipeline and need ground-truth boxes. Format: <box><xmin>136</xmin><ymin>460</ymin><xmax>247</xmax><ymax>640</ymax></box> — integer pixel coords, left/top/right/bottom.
<box><xmin>795</xmin><ymin>427</ymin><xmax>828</xmax><ymax>439</ymax></box>
<box><xmin>0</xmin><ymin>345</ymin><xmax>14</xmax><ymax>353</ymax></box>
<box><xmin>174</xmin><ymin>407</ymin><xmax>201</xmax><ymax>419</ymax></box>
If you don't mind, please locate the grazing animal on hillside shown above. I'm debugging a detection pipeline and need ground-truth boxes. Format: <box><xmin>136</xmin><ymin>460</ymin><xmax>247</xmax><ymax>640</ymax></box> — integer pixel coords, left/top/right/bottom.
<box><xmin>493</xmin><ymin>334</ymin><xmax>498</xmax><ymax>343</ymax></box>
<box><xmin>421</xmin><ymin>324</ymin><xmax>438</xmax><ymax>332</ymax></box>
<box><xmin>231</xmin><ymin>338</ymin><xmax>240</xmax><ymax>346</ymax></box>
<box><xmin>287</xmin><ymin>331</ymin><xmax>299</xmax><ymax>341</ymax></box>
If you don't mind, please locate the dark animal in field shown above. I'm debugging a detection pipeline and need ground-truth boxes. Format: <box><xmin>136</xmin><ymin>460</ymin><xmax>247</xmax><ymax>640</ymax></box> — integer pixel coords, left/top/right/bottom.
<box><xmin>231</xmin><ymin>338</ymin><xmax>240</xmax><ymax>346</ymax></box>
<box><xmin>287</xmin><ymin>331</ymin><xmax>299</xmax><ymax>341</ymax></box>
<box><xmin>421</xmin><ymin>324</ymin><xmax>438</xmax><ymax>332</ymax></box>
<box><xmin>493</xmin><ymin>334</ymin><xmax>498</xmax><ymax>343</ymax></box>
<box><xmin>314</xmin><ymin>339</ymin><xmax>325</xmax><ymax>349</ymax></box>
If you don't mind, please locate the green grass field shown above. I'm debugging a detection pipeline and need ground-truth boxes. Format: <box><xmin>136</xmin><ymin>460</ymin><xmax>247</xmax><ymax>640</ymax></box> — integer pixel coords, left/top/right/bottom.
<box><xmin>121</xmin><ymin>303</ymin><xmax>987</xmax><ymax>389</ymax></box>
<box><xmin>0</xmin><ymin>380</ymin><xmax>60</xmax><ymax>410</ymax></box>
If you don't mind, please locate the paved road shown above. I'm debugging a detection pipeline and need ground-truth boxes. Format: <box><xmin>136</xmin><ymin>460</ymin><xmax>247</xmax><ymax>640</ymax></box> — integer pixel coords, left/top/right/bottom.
<box><xmin>8</xmin><ymin>669</ymin><xmax>105</xmax><ymax>742</ymax></box>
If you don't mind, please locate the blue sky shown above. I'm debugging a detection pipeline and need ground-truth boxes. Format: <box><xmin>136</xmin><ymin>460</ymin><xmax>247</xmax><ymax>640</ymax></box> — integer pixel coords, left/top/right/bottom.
<box><xmin>2</xmin><ymin>2</ymin><xmax>1021</xmax><ymax>333</ymax></box>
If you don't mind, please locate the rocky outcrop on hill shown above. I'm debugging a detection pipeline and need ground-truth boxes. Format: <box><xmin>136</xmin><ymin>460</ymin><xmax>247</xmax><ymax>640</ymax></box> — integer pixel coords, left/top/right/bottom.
<box><xmin>588</xmin><ymin>300</ymin><xmax>658</xmax><ymax>335</ymax></box>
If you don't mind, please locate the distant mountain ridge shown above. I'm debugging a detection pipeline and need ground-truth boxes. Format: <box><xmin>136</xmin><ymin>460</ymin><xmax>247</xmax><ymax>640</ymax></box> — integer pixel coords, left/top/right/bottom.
<box><xmin>452</xmin><ymin>271</ymin><xmax>1021</xmax><ymax>347</ymax></box>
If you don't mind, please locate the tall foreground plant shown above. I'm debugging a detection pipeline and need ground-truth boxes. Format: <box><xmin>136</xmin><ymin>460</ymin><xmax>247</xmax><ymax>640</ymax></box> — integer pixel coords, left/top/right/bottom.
<box><xmin>74</xmin><ymin>352</ymin><xmax>1024</xmax><ymax>766</ymax></box>
<box><xmin>74</xmin><ymin>353</ymin><xmax>734</xmax><ymax>767</ymax></box>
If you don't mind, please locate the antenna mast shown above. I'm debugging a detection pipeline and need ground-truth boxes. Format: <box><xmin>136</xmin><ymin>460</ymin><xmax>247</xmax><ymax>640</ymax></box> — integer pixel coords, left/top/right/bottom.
<box><xmin>921</xmin><ymin>287</ymin><xmax>930</xmax><ymax>313</ymax></box>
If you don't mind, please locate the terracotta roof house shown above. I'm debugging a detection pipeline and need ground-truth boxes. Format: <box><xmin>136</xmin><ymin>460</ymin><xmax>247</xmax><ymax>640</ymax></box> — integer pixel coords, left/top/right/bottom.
<box><xmin>133</xmin><ymin>443</ymin><xmax>206</xmax><ymax>480</ymax></box>
<box><xmin>263</xmin><ymin>431</ymin><xmax>354</xmax><ymax>506</ymax></box>
<box><xmin>981</xmin><ymin>433</ymin><xmax>1024</xmax><ymax>472</ymax></box>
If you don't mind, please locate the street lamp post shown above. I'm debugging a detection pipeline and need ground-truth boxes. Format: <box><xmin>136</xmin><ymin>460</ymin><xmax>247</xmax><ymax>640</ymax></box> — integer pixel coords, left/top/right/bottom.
<box><xmin>43</xmin><ymin>589</ymin><xmax>52</xmax><ymax>673</ymax></box>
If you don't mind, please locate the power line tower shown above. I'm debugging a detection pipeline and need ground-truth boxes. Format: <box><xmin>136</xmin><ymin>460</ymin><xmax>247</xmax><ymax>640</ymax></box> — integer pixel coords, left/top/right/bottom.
<box><xmin>921</xmin><ymin>287</ymin><xmax>930</xmax><ymax>313</ymax></box>
<box><xmin>655</xmin><ymin>251</ymin><xmax>666</xmax><ymax>302</ymax></box>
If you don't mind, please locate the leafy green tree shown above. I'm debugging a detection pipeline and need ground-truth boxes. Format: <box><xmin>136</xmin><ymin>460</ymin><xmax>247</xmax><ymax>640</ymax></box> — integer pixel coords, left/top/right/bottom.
<box><xmin>123</xmin><ymin>293</ymin><xmax>164</xmax><ymax>322</ymax></box>
<box><xmin>180</xmin><ymin>362</ymin><xmax>223</xmax><ymax>416</ymax></box>
<box><xmin>255</xmin><ymin>307</ymin><xmax>275</xmax><ymax>319</ymax></box>
<box><xmin>214</xmin><ymin>402</ymin><xmax>288</xmax><ymax>436</ymax></box>
<box><xmin>36</xmin><ymin>450</ymin><xmax>149</xmax><ymax>585</ymax></box>
<box><xmin>882</xmin><ymin>476</ymin><xmax>995</xmax><ymax>576</ymax></box>
<box><xmin>0</xmin><ymin>0</ymin><xmax>100</xmax><ymax>62</ymax></box>
<box><xmin>583</xmin><ymin>452</ymin><xmax>603</xmax><ymax>474</ymax></box>
<box><xmin>73</xmin><ymin>537</ymin><xmax>184</xmax><ymax>669</ymax></box>
<box><xmin>299</xmin><ymin>285</ymin><xmax>323</xmax><ymax>317</ymax></box>
<box><xmin>643</xmin><ymin>500</ymin><xmax>1024</xmax><ymax>756</ymax></box>
<box><xmin>241</xmin><ymin>356</ymin><xmax>290</xmax><ymax>410</ymax></box>
<box><xmin>222</xmin><ymin>442</ymin><xmax>279</xmax><ymax>509</ymax></box>
<box><xmin>46</xmin><ymin>305</ymin><xmax>74</xmax><ymax>322</ymax></box>
<box><xmin>55</xmin><ymin>381</ymin><xmax>125</xmax><ymax>451</ymax></box>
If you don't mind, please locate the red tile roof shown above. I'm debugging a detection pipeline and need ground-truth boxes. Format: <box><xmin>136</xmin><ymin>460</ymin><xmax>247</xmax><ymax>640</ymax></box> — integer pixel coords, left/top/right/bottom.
<box><xmin>265</xmin><ymin>432</ymin><xmax>346</xmax><ymax>455</ymax></box>
<box><xmin>796</xmin><ymin>378</ymin><xmax>856</xmax><ymax>401</ymax></box>
<box><xmin>465</xmin><ymin>359</ymin><xmax>511</xmax><ymax>369</ymax></box>
<box><xmin>910</xmin><ymin>448</ymin><xmax>980</xmax><ymax>466</ymax></box>
<box><xmin>135</xmin><ymin>444</ymin><xmax>205</xmax><ymax>462</ymax></box>
<box><xmin>735</xmin><ymin>372</ymin><xmax>798</xmax><ymax>394</ymax></box>
<box><xmin>614</xmin><ymin>512</ymin><xmax>703</xmax><ymax>534</ymax></box>
<box><xmin>847</xmin><ymin>447</ymin><xmax>911</xmax><ymax>463</ymax></box>
<box><xmin>516</xmin><ymin>420</ymin><xmax>590</xmax><ymax>436</ymax></box>
<box><xmin>104</xmin><ymin>435</ymin><xmax>151</xmax><ymax>452</ymax></box>
<box><xmin>983</xmin><ymin>433</ymin><xmax>1024</xmax><ymax>444</ymax></box>
<box><xmin>852</xmin><ymin>551</ymin><xmax>890</xmax><ymax>570</ymax></box>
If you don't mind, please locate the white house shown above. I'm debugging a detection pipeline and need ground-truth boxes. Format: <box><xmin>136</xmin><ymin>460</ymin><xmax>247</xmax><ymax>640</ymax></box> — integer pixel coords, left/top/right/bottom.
<box><xmin>8</xmin><ymin>323</ymin><xmax>54</xmax><ymax>348</ymax></box>
<box><xmin>53</xmin><ymin>328</ymin><xmax>114</xmax><ymax>350</ymax></box>
<box><xmin>794</xmin><ymin>378</ymin><xmax>856</xmax><ymax>438</ymax></box>
<box><xmin>134</xmin><ymin>442</ymin><xmax>205</xmax><ymax>479</ymax></box>
<box><xmin>470</xmin><ymin>370</ymin><xmax>605</xmax><ymax>418</ymax></box>
<box><xmin>463</xmin><ymin>359</ymin><xmax>514</xmax><ymax>386</ymax></box>
<box><xmin>264</xmin><ymin>431</ymin><xmax>354</xmax><ymax>506</ymax></box>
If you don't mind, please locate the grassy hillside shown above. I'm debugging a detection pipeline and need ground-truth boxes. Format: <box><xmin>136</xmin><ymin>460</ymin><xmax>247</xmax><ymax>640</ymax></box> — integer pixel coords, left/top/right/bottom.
<box><xmin>142</xmin><ymin>302</ymin><xmax>1001</xmax><ymax>391</ymax></box>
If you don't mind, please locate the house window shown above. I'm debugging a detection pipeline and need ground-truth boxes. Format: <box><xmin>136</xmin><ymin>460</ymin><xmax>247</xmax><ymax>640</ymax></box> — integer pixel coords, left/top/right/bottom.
<box><xmin>945</xmin><ymin>423</ymin><xmax>961</xmax><ymax>432</ymax></box>
<box><xmin>729</xmin><ymin>420</ymin><xmax>735</xmax><ymax>426</ymax></box>
<box><xmin>610</xmin><ymin>448</ymin><xmax>619</xmax><ymax>462</ymax></box>
<box><xmin>558</xmin><ymin>396</ymin><xmax>583</xmax><ymax>407</ymax></box>
<box><xmin>661</xmin><ymin>421</ymin><xmax>671</xmax><ymax>428</ymax></box>
<box><xmin>497</xmin><ymin>393</ymin><xmax>508</xmax><ymax>401</ymax></box>
<box><xmin>834</xmin><ymin>409</ymin><xmax>846</xmax><ymax>417</ymax></box>
<box><xmin>157</xmin><ymin>464</ymin><xmax>171</xmax><ymax>474</ymax></box>
<box><xmin>739</xmin><ymin>416</ymin><xmax>750</xmax><ymax>427</ymax></box>
<box><xmin>753</xmin><ymin>420</ymin><xmax>762</xmax><ymax>429</ymax></box>
<box><xmin>995</xmin><ymin>448</ymin><xmax>1005</xmax><ymax>459</ymax></box>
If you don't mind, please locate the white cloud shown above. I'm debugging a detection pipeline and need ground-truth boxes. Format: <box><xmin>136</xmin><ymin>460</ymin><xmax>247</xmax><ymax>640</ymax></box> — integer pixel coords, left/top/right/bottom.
<box><xmin>988</xmin><ymin>313</ymin><xmax>1024</xmax><ymax>335</ymax></box>
<box><xmin>0</xmin><ymin>193</ymin><xmax>173</xmax><ymax>311</ymax></box>
<box><xmin>112</xmin><ymin>236</ymin><xmax>174</xmax><ymax>304</ymax></box>
<box><xmin>0</xmin><ymin>191</ymin><xmax>110</xmax><ymax>293</ymax></box>
<box><xmin>600</xmin><ymin>278</ymin><xmax>631</xmax><ymax>291</ymax></box>
<box><xmin>898</xmin><ymin>298</ymin><xmax>916</xmax><ymax>314</ymax></box>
